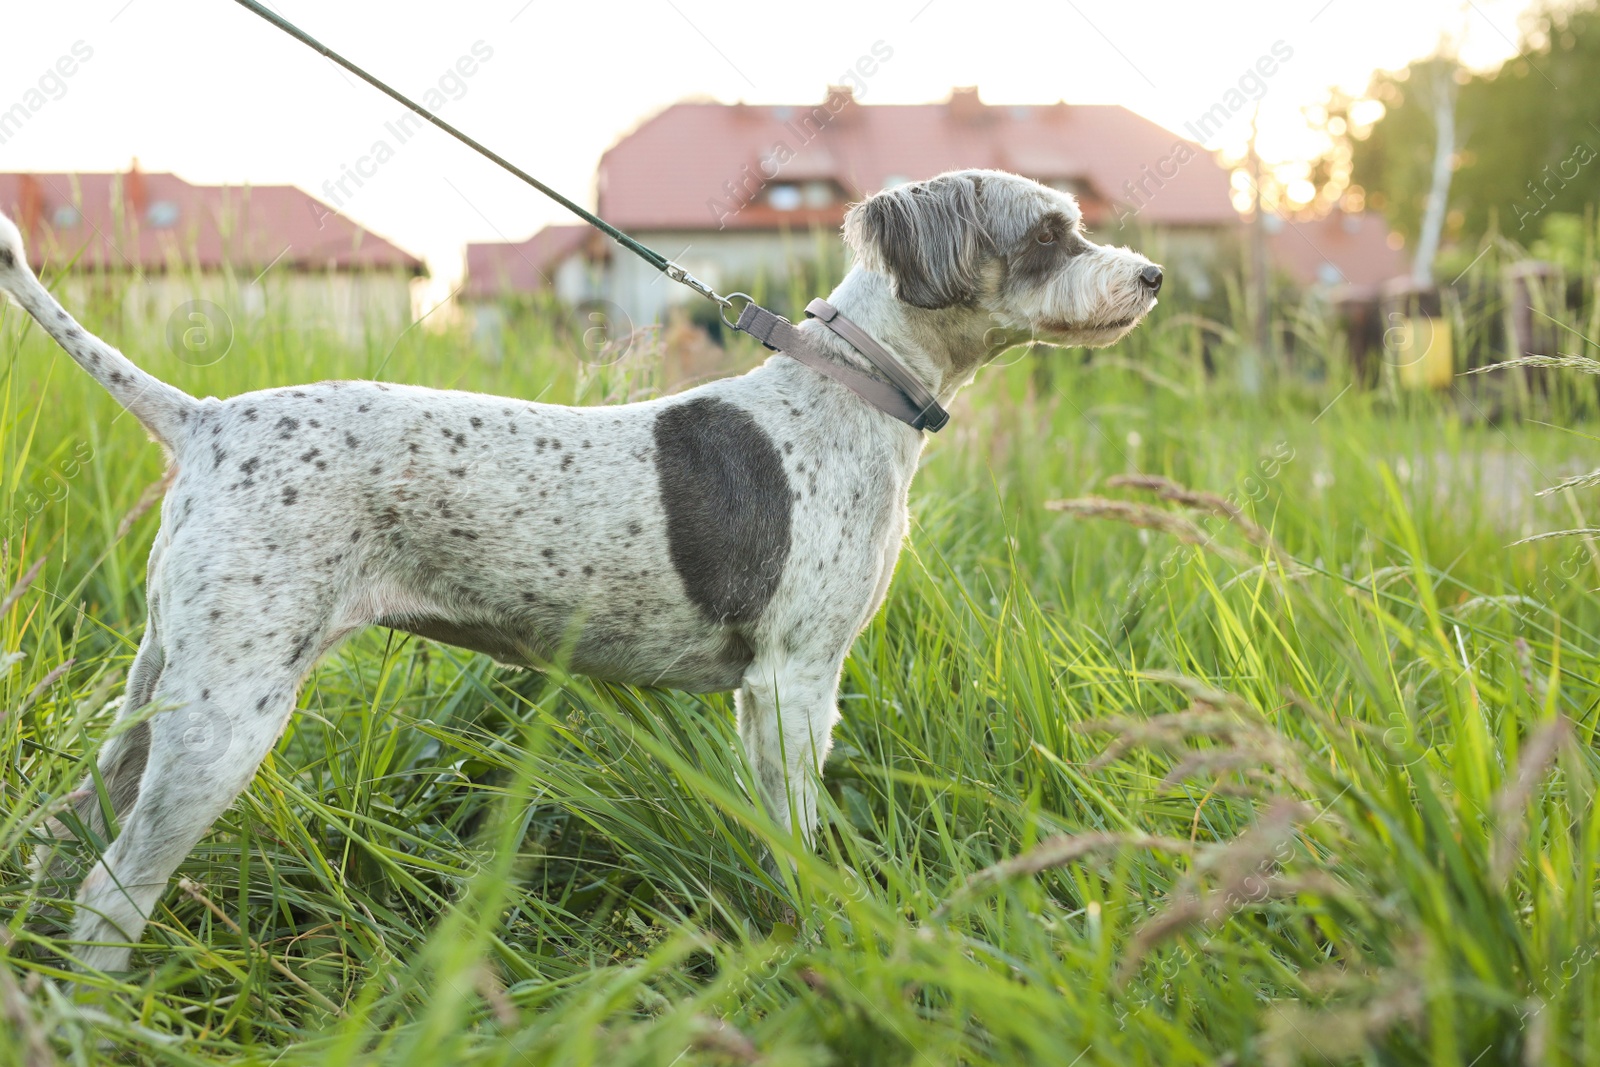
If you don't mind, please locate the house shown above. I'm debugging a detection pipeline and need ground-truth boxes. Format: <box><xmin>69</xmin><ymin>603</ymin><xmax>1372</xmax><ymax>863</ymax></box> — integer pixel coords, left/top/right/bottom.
<box><xmin>461</xmin><ymin>223</ymin><xmax>607</xmax><ymax>349</ymax></box>
<box><xmin>0</xmin><ymin>165</ymin><xmax>426</xmax><ymax>341</ymax></box>
<box><xmin>1264</xmin><ymin>209</ymin><xmax>1407</xmax><ymax>296</ymax></box>
<box><xmin>464</xmin><ymin>86</ymin><xmax>1240</xmax><ymax>325</ymax></box>
<box><xmin>462</xmin><ymin>224</ymin><xmax>603</xmax><ymax>305</ymax></box>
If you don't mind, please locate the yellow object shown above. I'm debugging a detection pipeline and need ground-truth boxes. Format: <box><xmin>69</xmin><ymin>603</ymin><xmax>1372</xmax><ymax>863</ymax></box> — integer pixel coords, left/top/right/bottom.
<box><xmin>1396</xmin><ymin>315</ymin><xmax>1453</xmax><ymax>389</ymax></box>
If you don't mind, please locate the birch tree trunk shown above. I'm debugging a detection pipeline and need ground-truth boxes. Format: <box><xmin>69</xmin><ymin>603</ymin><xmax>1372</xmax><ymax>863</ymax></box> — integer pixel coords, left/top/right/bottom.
<box><xmin>1413</xmin><ymin>65</ymin><xmax>1457</xmax><ymax>287</ymax></box>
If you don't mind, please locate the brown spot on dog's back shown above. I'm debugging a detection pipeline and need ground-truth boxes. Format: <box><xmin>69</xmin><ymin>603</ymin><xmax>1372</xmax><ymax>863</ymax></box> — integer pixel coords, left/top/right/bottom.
<box><xmin>653</xmin><ymin>396</ymin><xmax>791</xmax><ymax>624</ymax></box>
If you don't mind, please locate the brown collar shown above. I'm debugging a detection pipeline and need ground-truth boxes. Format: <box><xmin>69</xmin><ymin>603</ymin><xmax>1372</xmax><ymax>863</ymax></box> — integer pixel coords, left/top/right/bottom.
<box><xmin>732</xmin><ymin>299</ymin><xmax>949</xmax><ymax>433</ymax></box>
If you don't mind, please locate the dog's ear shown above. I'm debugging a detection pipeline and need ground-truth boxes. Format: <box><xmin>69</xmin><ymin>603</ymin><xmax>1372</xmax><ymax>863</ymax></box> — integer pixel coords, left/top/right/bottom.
<box><xmin>843</xmin><ymin>174</ymin><xmax>989</xmax><ymax>310</ymax></box>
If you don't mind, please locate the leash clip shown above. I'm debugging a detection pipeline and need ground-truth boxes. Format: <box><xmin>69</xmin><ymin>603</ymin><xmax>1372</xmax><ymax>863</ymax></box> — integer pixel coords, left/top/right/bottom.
<box><xmin>664</xmin><ymin>262</ymin><xmax>727</xmax><ymax>309</ymax></box>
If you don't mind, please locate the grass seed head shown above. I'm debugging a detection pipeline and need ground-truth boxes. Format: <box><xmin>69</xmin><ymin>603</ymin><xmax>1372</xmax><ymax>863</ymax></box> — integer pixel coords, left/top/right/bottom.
<box><xmin>1465</xmin><ymin>353</ymin><xmax>1600</xmax><ymax>375</ymax></box>
<box><xmin>1490</xmin><ymin>716</ymin><xmax>1573</xmax><ymax>884</ymax></box>
<box><xmin>1105</xmin><ymin>472</ymin><xmax>1290</xmax><ymax>560</ymax></box>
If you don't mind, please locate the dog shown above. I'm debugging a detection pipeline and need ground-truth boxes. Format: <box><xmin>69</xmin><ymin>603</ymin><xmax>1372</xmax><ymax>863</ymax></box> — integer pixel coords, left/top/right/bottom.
<box><xmin>1</xmin><ymin>169</ymin><xmax>1160</xmax><ymax>973</ymax></box>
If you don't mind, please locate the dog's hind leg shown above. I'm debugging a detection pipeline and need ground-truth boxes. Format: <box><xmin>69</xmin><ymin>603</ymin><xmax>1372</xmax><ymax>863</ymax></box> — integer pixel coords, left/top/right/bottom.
<box><xmin>68</xmin><ymin>631</ymin><xmax>319</xmax><ymax>974</ymax></box>
<box><xmin>33</xmin><ymin>542</ymin><xmax>171</xmax><ymax>895</ymax></box>
<box><xmin>31</xmin><ymin>620</ymin><xmax>163</xmax><ymax>893</ymax></box>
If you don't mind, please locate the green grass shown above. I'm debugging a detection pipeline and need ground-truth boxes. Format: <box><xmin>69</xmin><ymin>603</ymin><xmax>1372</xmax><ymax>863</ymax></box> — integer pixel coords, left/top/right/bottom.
<box><xmin>1</xmin><ymin>281</ymin><xmax>1598</xmax><ymax>1066</ymax></box>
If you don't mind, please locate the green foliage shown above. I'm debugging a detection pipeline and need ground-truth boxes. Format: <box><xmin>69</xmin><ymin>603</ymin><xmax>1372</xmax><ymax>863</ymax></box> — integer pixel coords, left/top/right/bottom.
<box><xmin>1352</xmin><ymin>1</ymin><xmax>1600</xmax><ymax>244</ymax></box>
<box><xmin>1528</xmin><ymin>211</ymin><xmax>1600</xmax><ymax>276</ymax></box>
<box><xmin>0</xmin><ymin>265</ymin><xmax>1598</xmax><ymax>1065</ymax></box>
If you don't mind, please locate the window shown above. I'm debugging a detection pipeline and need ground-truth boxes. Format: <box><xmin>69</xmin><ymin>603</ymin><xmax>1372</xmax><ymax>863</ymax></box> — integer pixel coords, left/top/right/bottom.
<box><xmin>51</xmin><ymin>204</ymin><xmax>81</xmax><ymax>228</ymax></box>
<box><xmin>146</xmin><ymin>200</ymin><xmax>180</xmax><ymax>228</ymax></box>
<box><xmin>241</xmin><ymin>281</ymin><xmax>266</xmax><ymax>318</ymax></box>
<box><xmin>1046</xmin><ymin>178</ymin><xmax>1089</xmax><ymax>197</ymax></box>
<box><xmin>882</xmin><ymin>174</ymin><xmax>909</xmax><ymax>189</ymax></box>
<box><xmin>802</xmin><ymin>181</ymin><xmax>834</xmax><ymax>209</ymax></box>
<box><xmin>769</xmin><ymin>184</ymin><xmax>801</xmax><ymax>211</ymax></box>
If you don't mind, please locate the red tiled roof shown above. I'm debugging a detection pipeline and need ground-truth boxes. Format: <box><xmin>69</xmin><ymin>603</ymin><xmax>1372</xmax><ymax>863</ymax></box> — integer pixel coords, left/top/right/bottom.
<box><xmin>1267</xmin><ymin>210</ymin><xmax>1406</xmax><ymax>292</ymax></box>
<box><xmin>462</xmin><ymin>224</ymin><xmax>594</xmax><ymax>300</ymax></box>
<box><xmin>0</xmin><ymin>170</ymin><xmax>425</xmax><ymax>276</ymax></box>
<box><xmin>597</xmin><ymin>90</ymin><xmax>1238</xmax><ymax>231</ymax></box>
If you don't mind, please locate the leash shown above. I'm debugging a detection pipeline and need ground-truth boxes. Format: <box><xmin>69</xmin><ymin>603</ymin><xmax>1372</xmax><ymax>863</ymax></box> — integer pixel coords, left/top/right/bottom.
<box><xmin>227</xmin><ymin>0</ymin><xmax>947</xmax><ymax>432</ymax></box>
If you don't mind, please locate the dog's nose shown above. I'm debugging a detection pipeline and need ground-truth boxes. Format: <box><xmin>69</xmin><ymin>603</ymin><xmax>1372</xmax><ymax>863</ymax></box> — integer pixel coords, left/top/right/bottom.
<box><xmin>1139</xmin><ymin>265</ymin><xmax>1164</xmax><ymax>294</ymax></box>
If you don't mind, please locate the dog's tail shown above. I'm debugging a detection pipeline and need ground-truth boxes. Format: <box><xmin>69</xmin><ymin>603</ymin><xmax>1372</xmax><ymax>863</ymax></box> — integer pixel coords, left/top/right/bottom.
<box><xmin>0</xmin><ymin>212</ymin><xmax>198</xmax><ymax>448</ymax></box>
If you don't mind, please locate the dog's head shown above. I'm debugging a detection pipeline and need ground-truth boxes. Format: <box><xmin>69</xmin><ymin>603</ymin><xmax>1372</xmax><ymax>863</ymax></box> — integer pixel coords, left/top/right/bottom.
<box><xmin>843</xmin><ymin>169</ymin><xmax>1161</xmax><ymax>352</ymax></box>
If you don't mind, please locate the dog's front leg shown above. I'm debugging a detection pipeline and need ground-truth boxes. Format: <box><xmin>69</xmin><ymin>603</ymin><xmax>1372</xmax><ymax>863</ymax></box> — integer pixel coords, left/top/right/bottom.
<box><xmin>735</xmin><ymin>656</ymin><xmax>844</xmax><ymax>849</ymax></box>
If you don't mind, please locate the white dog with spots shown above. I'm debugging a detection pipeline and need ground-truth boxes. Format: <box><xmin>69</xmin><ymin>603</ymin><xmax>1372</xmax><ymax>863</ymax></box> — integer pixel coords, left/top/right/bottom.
<box><xmin>1</xmin><ymin>169</ymin><xmax>1160</xmax><ymax>973</ymax></box>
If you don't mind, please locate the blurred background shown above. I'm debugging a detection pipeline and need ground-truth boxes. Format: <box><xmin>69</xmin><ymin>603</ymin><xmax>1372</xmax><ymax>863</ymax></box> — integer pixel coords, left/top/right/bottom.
<box><xmin>9</xmin><ymin>7</ymin><xmax>1600</xmax><ymax>1060</ymax></box>
<box><xmin>3</xmin><ymin>0</ymin><xmax>1598</xmax><ymax>397</ymax></box>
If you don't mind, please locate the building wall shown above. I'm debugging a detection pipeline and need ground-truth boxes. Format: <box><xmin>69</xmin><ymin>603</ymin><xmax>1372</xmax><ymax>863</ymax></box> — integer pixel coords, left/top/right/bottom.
<box><xmin>609</xmin><ymin>227</ymin><xmax>838</xmax><ymax>322</ymax></box>
<box><xmin>49</xmin><ymin>270</ymin><xmax>419</xmax><ymax>345</ymax></box>
<box><xmin>553</xmin><ymin>255</ymin><xmax>606</xmax><ymax>307</ymax></box>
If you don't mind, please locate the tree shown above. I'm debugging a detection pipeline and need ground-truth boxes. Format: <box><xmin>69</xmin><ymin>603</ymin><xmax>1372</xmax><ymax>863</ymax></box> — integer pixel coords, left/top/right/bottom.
<box><xmin>1412</xmin><ymin>59</ymin><xmax>1459</xmax><ymax>284</ymax></box>
<box><xmin>1344</xmin><ymin>0</ymin><xmax>1600</xmax><ymax>247</ymax></box>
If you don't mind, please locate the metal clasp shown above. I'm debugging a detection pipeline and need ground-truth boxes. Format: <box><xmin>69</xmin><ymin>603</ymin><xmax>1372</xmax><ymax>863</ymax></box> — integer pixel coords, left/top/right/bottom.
<box><xmin>718</xmin><ymin>291</ymin><xmax>756</xmax><ymax>331</ymax></box>
<box><xmin>664</xmin><ymin>262</ymin><xmax>724</xmax><ymax>306</ymax></box>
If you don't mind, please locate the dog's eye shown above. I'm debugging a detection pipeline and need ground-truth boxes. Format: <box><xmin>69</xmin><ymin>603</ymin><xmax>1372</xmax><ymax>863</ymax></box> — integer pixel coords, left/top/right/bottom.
<box><xmin>1036</xmin><ymin>232</ymin><xmax>1056</xmax><ymax>245</ymax></box>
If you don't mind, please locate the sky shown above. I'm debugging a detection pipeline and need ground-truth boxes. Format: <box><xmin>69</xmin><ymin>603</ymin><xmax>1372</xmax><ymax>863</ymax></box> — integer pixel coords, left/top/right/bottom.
<box><xmin>0</xmin><ymin>0</ymin><xmax>1546</xmax><ymax>303</ymax></box>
